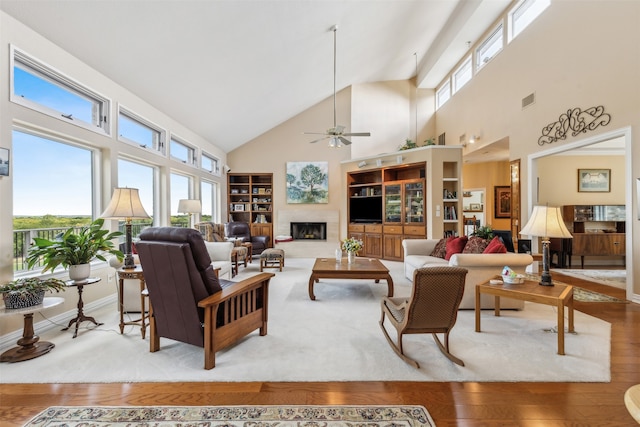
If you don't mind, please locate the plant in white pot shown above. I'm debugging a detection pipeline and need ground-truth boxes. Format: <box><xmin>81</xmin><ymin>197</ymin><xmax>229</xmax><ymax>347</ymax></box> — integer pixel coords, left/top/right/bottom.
<box><xmin>0</xmin><ymin>277</ymin><xmax>66</xmax><ymax>309</ymax></box>
<box><xmin>26</xmin><ymin>218</ymin><xmax>124</xmax><ymax>282</ymax></box>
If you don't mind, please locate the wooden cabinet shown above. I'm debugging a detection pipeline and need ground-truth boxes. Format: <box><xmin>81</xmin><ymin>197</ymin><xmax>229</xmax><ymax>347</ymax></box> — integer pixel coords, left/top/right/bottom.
<box><xmin>228</xmin><ymin>173</ymin><xmax>273</xmax><ymax>247</ymax></box>
<box><xmin>563</xmin><ymin>205</ymin><xmax>625</xmax><ymax>268</ymax></box>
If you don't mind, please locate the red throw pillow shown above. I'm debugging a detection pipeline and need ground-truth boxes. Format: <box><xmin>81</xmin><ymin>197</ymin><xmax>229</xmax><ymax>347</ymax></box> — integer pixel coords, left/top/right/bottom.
<box><xmin>430</xmin><ymin>238</ymin><xmax>447</xmax><ymax>258</ymax></box>
<box><xmin>483</xmin><ymin>236</ymin><xmax>507</xmax><ymax>253</ymax></box>
<box><xmin>463</xmin><ymin>236</ymin><xmax>489</xmax><ymax>254</ymax></box>
<box><xmin>131</xmin><ymin>242</ymin><xmax>138</xmax><ymax>254</ymax></box>
<box><xmin>445</xmin><ymin>236</ymin><xmax>468</xmax><ymax>260</ymax></box>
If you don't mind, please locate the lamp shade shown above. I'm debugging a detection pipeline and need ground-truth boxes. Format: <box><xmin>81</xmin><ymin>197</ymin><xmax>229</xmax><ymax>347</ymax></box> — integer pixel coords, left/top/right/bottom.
<box><xmin>520</xmin><ymin>205</ymin><xmax>572</xmax><ymax>239</ymax></box>
<box><xmin>100</xmin><ymin>188</ymin><xmax>150</xmax><ymax>220</ymax></box>
<box><xmin>177</xmin><ymin>199</ymin><xmax>202</xmax><ymax>214</ymax></box>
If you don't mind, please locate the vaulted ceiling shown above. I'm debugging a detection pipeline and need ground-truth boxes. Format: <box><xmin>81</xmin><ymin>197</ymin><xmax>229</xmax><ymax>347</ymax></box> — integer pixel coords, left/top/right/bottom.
<box><xmin>1</xmin><ymin>0</ymin><xmax>511</xmax><ymax>153</ymax></box>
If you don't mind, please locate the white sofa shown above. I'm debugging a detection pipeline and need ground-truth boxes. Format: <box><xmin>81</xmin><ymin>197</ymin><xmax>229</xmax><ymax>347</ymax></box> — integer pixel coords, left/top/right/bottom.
<box><xmin>402</xmin><ymin>239</ymin><xmax>534</xmax><ymax>309</ymax></box>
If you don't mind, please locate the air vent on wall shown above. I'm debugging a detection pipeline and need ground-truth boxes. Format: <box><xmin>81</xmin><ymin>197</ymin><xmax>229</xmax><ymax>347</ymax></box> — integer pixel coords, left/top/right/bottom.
<box><xmin>522</xmin><ymin>92</ymin><xmax>536</xmax><ymax>109</ymax></box>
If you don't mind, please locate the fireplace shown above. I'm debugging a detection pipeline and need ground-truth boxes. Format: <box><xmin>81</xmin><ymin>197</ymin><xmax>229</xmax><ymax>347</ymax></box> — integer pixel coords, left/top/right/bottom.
<box><xmin>291</xmin><ymin>222</ymin><xmax>327</xmax><ymax>240</ymax></box>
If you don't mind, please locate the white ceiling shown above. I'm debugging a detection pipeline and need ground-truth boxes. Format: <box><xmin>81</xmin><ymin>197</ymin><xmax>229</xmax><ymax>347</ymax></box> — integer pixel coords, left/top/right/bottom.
<box><xmin>0</xmin><ymin>0</ymin><xmax>511</xmax><ymax>153</ymax></box>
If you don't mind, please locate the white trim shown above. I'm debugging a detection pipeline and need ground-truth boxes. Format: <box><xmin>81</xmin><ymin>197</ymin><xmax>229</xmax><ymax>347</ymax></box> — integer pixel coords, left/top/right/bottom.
<box><xmin>526</xmin><ymin>126</ymin><xmax>634</xmax><ymax>301</ymax></box>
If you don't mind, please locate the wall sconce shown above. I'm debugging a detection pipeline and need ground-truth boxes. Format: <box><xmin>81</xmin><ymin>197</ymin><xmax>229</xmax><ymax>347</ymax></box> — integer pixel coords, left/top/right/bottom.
<box><xmin>376</xmin><ymin>159</ymin><xmax>383</xmax><ymax>167</ymax></box>
<box><xmin>469</xmin><ymin>135</ymin><xmax>479</xmax><ymax>144</ymax></box>
<box><xmin>357</xmin><ymin>161</ymin><xmax>367</xmax><ymax>168</ymax></box>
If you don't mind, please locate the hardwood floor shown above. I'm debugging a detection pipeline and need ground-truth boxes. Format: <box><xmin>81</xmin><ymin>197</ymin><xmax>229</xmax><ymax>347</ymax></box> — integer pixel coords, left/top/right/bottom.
<box><xmin>1</xmin><ymin>269</ymin><xmax>638</xmax><ymax>426</ymax></box>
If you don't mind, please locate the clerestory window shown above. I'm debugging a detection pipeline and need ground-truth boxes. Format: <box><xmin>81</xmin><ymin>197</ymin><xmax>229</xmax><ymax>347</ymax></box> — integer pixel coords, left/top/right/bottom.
<box><xmin>170</xmin><ymin>136</ymin><xmax>197</xmax><ymax>166</ymax></box>
<box><xmin>452</xmin><ymin>55</ymin><xmax>473</xmax><ymax>94</ymax></box>
<box><xmin>118</xmin><ymin>108</ymin><xmax>166</xmax><ymax>155</ymax></box>
<box><xmin>436</xmin><ymin>79</ymin><xmax>451</xmax><ymax>110</ymax></box>
<box><xmin>476</xmin><ymin>23</ymin><xmax>504</xmax><ymax>71</ymax></box>
<box><xmin>11</xmin><ymin>46</ymin><xmax>110</xmax><ymax>135</ymax></box>
<box><xmin>509</xmin><ymin>0</ymin><xmax>551</xmax><ymax>42</ymax></box>
<box><xmin>201</xmin><ymin>152</ymin><xmax>220</xmax><ymax>176</ymax></box>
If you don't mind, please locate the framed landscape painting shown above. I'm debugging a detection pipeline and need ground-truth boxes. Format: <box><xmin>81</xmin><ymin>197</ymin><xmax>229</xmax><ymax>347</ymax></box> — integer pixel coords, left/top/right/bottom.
<box><xmin>578</xmin><ymin>169</ymin><xmax>610</xmax><ymax>192</ymax></box>
<box><xmin>494</xmin><ymin>186</ymin><xmax>511</xmax><ymax>218</ymax></box>
<box><xmin>286</xmin><ymin>161</ymin><xmax>329</xmax><ymax>204</ymax></box>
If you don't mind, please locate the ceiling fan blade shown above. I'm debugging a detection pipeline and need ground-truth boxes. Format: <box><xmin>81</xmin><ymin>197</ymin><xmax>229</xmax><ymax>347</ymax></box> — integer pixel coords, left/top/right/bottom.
<box><xmin>342</xmin><ymin>132</ymin><xmax>371</xmax><ymax>137</ymax></box>
<box><xmin>338</xmin><ymin>136</ymin><xmax>352</xmax><ymax>145</ymax></box>
<box><xmin>308</xmin><ymin>136</ymin><xmax>330</xmax><ymax>144</ymax></box>
<box><xmin>303</xmin><ymin>132</ymin><xmax>327</xmax><ymax>135</ymax></box>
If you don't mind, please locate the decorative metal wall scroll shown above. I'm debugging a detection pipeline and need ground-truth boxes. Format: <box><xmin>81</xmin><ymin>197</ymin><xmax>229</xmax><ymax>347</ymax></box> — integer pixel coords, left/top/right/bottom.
<box><xmin>538</xmin><ymin>106</ymin><xmax>611</xmax><ymax>146</ymax></box>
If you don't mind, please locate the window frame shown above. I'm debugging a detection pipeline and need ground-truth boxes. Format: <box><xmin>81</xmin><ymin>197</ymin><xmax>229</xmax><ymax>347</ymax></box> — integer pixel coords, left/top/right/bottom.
<box><xmin>436</xmin><ymin>79</ymin><xmax>451</xmax><ymax>110</ymax></box>
<box><xmin>508</xmin><ymin>0</ymin><xmax>551</xmax><ymax>43</ymax></box>
<box><xmin>452</xmin><ymin>55</ymin><xmax>473</xmax><ymax>94</ymax></box>
<box><xmin>201</xmin><ymin>151</ymin><xmax>221</xmax><ymax>176</ymax></box>
<box><xmin>475</xmin><ymin>23</ymin><xmax>504</xmax><ymax>72</ymax></box>
<box><xmin>117</xmin><ymin>106</ymin><xmax>167</xmax><ymax>156</ymax></box>
<box><xmin>170</xmin><ymin>135</ymin><xmax>198</xmax><ymax>167</ymax></box>
<box><xmin>10</xmin><ymin>45</ymin><xmax>111</xmax><ymax>136</ymax></box>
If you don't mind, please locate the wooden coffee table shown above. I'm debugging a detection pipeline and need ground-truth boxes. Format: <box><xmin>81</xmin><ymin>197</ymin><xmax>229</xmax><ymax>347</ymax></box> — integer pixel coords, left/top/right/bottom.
<box><xmin>475</xmin><ymin>275</ymin><xmax>574</xmax><ymax>355</ymax></box>
<box><xmin>308</xmin><ymin>257</ymin><xmax>394</xmax><ymax>300</ymax></box>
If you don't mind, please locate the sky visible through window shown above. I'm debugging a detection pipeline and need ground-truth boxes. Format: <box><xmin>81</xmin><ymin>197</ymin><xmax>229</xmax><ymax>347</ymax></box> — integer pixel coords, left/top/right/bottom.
<box><xmin>13</xmin><ymin>130</ymin><xmax>92</xmax><ymax>216</ymax></box>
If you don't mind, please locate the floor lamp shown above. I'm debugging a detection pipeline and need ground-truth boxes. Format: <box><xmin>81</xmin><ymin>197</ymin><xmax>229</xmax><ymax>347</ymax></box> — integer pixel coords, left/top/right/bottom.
<box><xmin>178</xmin><ymin>199</ymin><xmax>202</xmax><ymax>228</ymax></box>
<box><xmin>101</xmin><ymin>188</ymin><xmax>150</xmax><ymax>270</ymax></box>
<box><xmin>519</xmin><ymin>205</ymin><xmax>573</xmax><ymax>286</ymax></box>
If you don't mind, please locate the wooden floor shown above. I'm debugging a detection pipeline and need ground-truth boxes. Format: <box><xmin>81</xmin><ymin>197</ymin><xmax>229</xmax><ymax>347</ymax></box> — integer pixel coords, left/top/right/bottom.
<box><xmin>1</xmin><ymin>268</ymin><xmax>638</xmax><ymax>426</ymax></box>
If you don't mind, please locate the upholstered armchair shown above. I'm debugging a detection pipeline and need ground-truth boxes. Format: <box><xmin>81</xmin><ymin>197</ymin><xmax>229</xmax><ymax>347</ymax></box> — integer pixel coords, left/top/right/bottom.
<box><xmin>136</xmin><ymin>227</ymin><xmax>274</xmax><ymax>369</ymax></box>
<box><xmin>203</xmin><ymin>241</ymin><xmax>233</xmax><ymax>279</ymax></box>
<box><xmin>225</xmin><ymin>221</ymin><xmax>269</xmax><ymax>256</ymax></box>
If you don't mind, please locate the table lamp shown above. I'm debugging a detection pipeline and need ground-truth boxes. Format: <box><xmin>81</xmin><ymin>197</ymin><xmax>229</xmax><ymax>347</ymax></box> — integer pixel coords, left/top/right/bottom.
<box><xmin>520</xmin><ymin>205</ymin><xmax>573</xmax><ymax>286</ymax></box>
<box><xmin>178</xmin><ymin>199</ymin><xmax>202</xmax><ymax>228</ymax></box>
<box><xmin>101</xmin><ymin>188</ymin><xmax>150</xmax><ymax>269</ymax></box>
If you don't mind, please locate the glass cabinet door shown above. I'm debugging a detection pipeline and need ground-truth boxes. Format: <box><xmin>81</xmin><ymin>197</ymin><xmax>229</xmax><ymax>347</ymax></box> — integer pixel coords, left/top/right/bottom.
<box><xmin>404</xmin><ymin>182</ymin><xmax>424</xmax><ymax>223</ymax></box>
<box><xmin>384</xmin><ymin>184</ymin><xmax>401</xmax><ymax>223</ymax></box>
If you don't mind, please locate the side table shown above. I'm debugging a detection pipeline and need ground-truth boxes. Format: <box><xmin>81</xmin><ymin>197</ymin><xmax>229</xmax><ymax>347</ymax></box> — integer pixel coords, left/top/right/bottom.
<box><xmin>117</xmin><ymin>265</ymin><xmax>149</xmax><ymax>338</ymax></box>
<box><xmin>63</xmin><ymin>277</ymin><xmax>102</xmax><ymax>338</ymax></box>
<box><xmin>0</xmin><ymin>297</ymin><xmax>64</xmax><ymax>362</ymax></box>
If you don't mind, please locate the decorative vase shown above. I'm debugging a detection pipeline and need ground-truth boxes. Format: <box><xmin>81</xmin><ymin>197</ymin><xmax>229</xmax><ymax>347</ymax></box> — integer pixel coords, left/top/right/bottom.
<box><xmin>347</xmin><ymin>251</ymin><xmax>356</xmax><ymax>264</ymax></box>
<box><xmin>335</xmin><ymin>248</ymin><xmax>342</xmax><ymax>263</ymax></box>
<box><xmin>69</xmin><ymin>263</ymin><xmax>91</xmax><ymax>282</ymax></box>
<box><xmin>2</xmin><ymin>290</ymin><xmax>45</xmax><ymax>309</ymax></box>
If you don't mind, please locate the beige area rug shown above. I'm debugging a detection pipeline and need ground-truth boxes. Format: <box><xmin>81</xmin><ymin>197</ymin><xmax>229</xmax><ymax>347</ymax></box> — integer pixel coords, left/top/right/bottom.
<box><xmin>24</xmin><ymin>405</ymin><xmax>435</xmax><ymax>427</ymax></box>
<box><xmin>0</xmin><ymin>258</ymin><xmax>611</xmax><ymax>383</ymax></box>
<box><xmin>552</xmin><ymin>268</ymin><xmax>626</xmax><ymax>289</ymax></box>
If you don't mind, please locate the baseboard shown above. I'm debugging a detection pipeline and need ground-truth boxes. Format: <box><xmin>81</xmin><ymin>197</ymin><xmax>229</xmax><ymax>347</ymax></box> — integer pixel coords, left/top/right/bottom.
<box><xmin>0</xmin><ymin>294</ymin><xmax>117</xmax><ymax>351</ymax></box>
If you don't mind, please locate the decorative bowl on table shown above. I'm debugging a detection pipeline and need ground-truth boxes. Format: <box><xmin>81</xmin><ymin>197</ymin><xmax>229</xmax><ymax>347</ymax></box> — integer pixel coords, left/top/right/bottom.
<box><xmin>502</xmin><ymin>274</ymin><xmax>525</xmax><ymax>284</ymax></box>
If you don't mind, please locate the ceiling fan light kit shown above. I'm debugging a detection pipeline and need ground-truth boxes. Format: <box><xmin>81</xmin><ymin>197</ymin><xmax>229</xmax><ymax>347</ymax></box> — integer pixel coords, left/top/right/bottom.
<box><xmin>304</xmin><ymin>24</ymin><xmax>371</xmax><ymax>147</ymax></box>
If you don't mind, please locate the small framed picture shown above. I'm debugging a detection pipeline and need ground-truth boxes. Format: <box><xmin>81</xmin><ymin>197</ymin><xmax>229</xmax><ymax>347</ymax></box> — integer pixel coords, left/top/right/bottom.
<box><xmin>470</xmin><ymin>203</ymin><xmax>481</xmax><ymax>211</ymax></box>
<box><xmin>233</xmin><ymin>204</ymin><xmax>245</xmax><ymax>211</ymax></box>
<box><xmin>0</xmin><ymin>147</ymin><xmax>9</xmax><ymax>177</ymax></box>
<box><xmin>494</xmin><ymin>186</ymin><xmax>511</xmax><ymax>218</ymax></box>
<box><xmin>517</xmin><ymin>239</ymin><xmax>532</xmax><ymax>254</ymax></box>
<box><xmin>578</xmin><ymin>169</ymin><xmax>610</xmax><ymax>192</ymax></box>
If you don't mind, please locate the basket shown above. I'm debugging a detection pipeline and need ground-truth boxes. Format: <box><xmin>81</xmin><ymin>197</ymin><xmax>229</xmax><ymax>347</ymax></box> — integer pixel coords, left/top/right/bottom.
<box><xmin>2</xmin><ymin>290</ymin><xmax>45</xmax><ymax>309</ymax></box>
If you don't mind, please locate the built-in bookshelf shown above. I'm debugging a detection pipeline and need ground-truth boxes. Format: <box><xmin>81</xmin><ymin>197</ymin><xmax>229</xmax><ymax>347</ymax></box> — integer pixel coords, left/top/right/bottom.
<box><xmin>227</xmin><ymin>173</ymin><xmax>273</xmax><ymax>247</ymax></box>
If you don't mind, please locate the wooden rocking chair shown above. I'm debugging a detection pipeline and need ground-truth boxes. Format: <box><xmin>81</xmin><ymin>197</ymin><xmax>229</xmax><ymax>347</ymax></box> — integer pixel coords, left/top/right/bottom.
<box><xmin>380</xmin><ymin>266</ymin><xmax>468</xmax><ymax>368</ymax></box>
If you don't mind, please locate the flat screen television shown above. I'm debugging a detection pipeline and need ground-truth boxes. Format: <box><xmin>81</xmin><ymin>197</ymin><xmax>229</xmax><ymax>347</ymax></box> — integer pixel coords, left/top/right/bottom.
<box><xmin>349</xmin><ymin>197</ymin><xmax>382</xmax><ymax>223</ymax></box>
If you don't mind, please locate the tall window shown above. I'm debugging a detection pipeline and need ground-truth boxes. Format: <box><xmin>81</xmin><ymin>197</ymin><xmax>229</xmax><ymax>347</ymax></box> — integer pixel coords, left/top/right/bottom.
<box><xmin>170</xmin><ymin>172</ymin><xmax>192</xmax><ymax>227</ymax></box>
<box><xmin>117</xmin><ymin>158</ymin><xmax>156</xmax><ymax>235</ymax></box>
<box><xmin>11</xmin><ymin>47</ymin><xmax>110</xmax><ymax>134</ymax></box>
<box><xmin>201</xmin><ymin>180</ymin><xmax>217</xmax><ymax>222</ymax></box>
<box><xmin>170</xmin><ymin>136</ymin><xmax>197</xmax><ymax>166</ymax></box>
<box><xmin>476</xmin><ymin>24</ymin><xmax>504</xmax><ymax>71</ymax></box>
<box><xmin>118</xmin><ymin>108</ymin><xmax>166</xmax><ymax>155</ymax></box>
<box><xmin>509</xmin><ymin>0</ymin><xmax>550</xmax><ymax>42</ymax></box>
<box><xmin>201</xmin><ymin>152</ymin><xmax>220</xmax><ymax>176</ymax></box>
<box><xmin>452</xmin><ymin>55</ymin><xmax>472</xmax><ymax>94</ymax></box>
<box><xmin>436</xmin><ymin>80</ymin><xmax>451</xmax><ymax>110</ymax></box>
<box><xmin>12</xmin><ymin>130</ymin><xmax>95</xmax><ymax>272</ymax></box>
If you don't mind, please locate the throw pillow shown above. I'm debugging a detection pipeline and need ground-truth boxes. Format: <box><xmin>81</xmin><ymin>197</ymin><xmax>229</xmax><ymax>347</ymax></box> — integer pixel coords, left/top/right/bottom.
<box><xmin>445</xmin><ymin>236</ymin><xmax>468</xmax><ymax>260</ymax></box>
<box><xmin>463</xmin><ymin>236</ymin><xmax>489</xmax><ymax>253</ymax></box>
<box><xmin>430</xmin><ymin>238</ymin><xmax>447</xmax><ymax>258</ymax></box>
<box><xmin>483</xmin><ymin>236</ymin><xmax>507</xmax><ymax>253</ymax></box>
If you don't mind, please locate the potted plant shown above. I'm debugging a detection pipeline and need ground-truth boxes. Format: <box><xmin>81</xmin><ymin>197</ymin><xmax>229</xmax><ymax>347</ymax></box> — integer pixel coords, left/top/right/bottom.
<box><xmin>472</xmin><ymin>225</ymin><xmax>494</xmax><ymax>240</ymax></box>
<box><xmin>26</xmin><ymin>218</ymin><xmax>124</xmax><ymax>281</ymax></box>
<box><xmin>1</xmin><ymin>277</ymin><xmax>66</xmax><ymax>309</ymax></box>
<box><xmin>342</xmin><ymin>237</ymin><xmax>363</xmax><ymax>264</ymax></box>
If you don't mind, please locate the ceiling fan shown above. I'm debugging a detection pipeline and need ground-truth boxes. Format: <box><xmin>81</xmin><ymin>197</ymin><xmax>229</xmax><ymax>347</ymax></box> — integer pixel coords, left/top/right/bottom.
<box><xmin>304</xmin><ymin>25</ymin><xmax>371</xmax><ymax>148</ymax></box>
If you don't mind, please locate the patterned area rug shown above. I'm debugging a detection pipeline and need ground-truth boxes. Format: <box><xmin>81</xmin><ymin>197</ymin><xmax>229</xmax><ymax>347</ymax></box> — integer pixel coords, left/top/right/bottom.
<box><xmin>573</xmin><ymin>287</ymin><xmax>627</xmax><ymax>303</ymax></box>
<box><xmin>24</xmin><ymin>405</ymin><xmax>435</xmax><ymax>427</ymax></box>
<box><xmin>552</xmin><ymin>269</ymin><xmax>626</xmax><ymax>289</ymax></box>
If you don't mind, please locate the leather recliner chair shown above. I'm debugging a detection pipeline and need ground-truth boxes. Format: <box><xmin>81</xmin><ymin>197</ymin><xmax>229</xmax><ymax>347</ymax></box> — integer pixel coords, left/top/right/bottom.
<box><xmin>225</xmin><ymin>221</ymin><xmax>269</xmax><ymax>256</ymax></box>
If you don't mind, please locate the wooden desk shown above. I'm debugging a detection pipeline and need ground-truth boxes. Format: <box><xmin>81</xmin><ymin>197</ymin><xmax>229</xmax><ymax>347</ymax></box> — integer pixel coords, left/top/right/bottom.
<box><xmin>117</xmin><ymin>265</ymin><xmax>149</xmax><ymax>339</ymax></box>
<box><xmin>0</xmin><ymin>297</ymin><xmax>64</xmax><ymax>362</ymax></box>
<box><xmin>63</xmin><ymin>277</ymin><xmax>102</xmax><ymax>338</ymax></box>
<box><xmin>475</xmin><ymin>276</ymin><xmax>574</xmax><ymax>355</ymax></box>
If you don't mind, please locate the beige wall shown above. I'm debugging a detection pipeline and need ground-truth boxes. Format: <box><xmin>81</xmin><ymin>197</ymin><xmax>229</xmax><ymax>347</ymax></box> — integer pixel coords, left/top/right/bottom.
<box><xmin>434</xmin><ymin>1</ymin><xmax>639</xmax><ymax>297</ymax></box>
